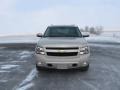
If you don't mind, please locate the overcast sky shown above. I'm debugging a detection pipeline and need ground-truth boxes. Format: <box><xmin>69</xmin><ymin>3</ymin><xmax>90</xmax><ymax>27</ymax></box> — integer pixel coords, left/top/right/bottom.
<box><xmin>0</xmin><ymin>0</ymin><xmax>120</xmax><ymax>35</ymax></box>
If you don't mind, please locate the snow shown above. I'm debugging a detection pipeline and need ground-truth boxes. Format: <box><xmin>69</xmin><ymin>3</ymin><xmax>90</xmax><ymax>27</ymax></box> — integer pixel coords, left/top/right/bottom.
<box><xmin>16</xmin><ymin>83</ymin><xmax>34</xmax><ymax>90</ymax></box>
<box><xmin>85</xmin><ymin>31</ymin><xmax>120</xmax><ymax>43</ymax></box>
<box><xmin>19</xmin><ymin>51</ymin><xmax>33</xmax><ymax>59</ymax></box>
<box><xmin>0</xmin><ymin>70</ymin><xmax>10</xmax><ymax>73</ymax></box>
<box><xmin>0</xmin><ymin>33</ymin><xmax>120</xmax><ymax>44</ymax></box>
<box><xmin>89</xmin><ymin>43</ymin><xmax>120</xmax><ymax>49</ymax></box>
<box><xmin>20</xmin><ymin>55</ymin><xmax>29</xmax><ymax>59</ymax></box>
<box><xmin>1</xmin><ymin>65</ymin><xmax>19</xmax><ymax>69</ymax></box>
<box><xmin>0</xmin><ymin>35</ymin><xmax>38</xmax><ymax>43</ymax></box>
<box><xmin>18</xmin><ymin>68</ymin><xmax>36</xmax><ymax>87</ymax></box>
<box><xmin>19</xmin><ymin>51</ymin><xmax>31</xmax><ymax>55</ymax></box>
<box><xmin>101</xmin><ymin>31</ymin><xmax>120</xmax><ymax>38</ymax></box>
<box><xmin>11</xmin><ymin>61</ymin><xmax>27</xmax><ymax>63</ymax></box>
<box><xmin>86</xmin><ymin>36</ymin><xmax>120</xmax><ymax>43</ymax></box>
<box><xmin>14</xmin><ymin>68</ymin><xmax>36</xmax><ymax>90</ymax></box>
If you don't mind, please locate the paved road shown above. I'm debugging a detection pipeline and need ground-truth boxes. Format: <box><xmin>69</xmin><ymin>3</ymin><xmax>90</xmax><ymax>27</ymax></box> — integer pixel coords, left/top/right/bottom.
<box><xmin>0</xmin><ymin>44</ymin><xmax>120</xmax><ymax>90</ymax></box>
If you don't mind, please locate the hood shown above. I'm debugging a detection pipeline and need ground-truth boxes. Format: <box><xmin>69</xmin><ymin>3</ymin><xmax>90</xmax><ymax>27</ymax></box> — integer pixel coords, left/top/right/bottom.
<box><xmin>37</xmin><ymin>37</ymin><xmax>88</xmax><ymax>47</ymax></box>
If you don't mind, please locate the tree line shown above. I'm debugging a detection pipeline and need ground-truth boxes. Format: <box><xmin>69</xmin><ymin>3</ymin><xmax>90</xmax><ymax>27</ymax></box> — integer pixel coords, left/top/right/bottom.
<box><xmin>80</xmin><ymin>26</ymin><xmax>103</xmax><ymax>35</ymax></box>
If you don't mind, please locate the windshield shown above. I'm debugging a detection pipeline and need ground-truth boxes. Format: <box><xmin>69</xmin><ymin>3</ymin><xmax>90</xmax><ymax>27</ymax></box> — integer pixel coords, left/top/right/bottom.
<box><xmin>43</xmin><ymin>26</ymin><xmax>82</xmax><ymax>37</ymax></box>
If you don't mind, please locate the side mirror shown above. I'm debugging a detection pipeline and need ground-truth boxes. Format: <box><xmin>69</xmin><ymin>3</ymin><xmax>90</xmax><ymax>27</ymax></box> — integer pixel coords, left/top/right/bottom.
<box><xmin>36</xmin><ymin>33</ymin><xmax>43</xmax><ymax>37</ymax></box>
<box><xmin>83</xmin><ymin>34</ymin><xmax>89</xmax><ymax>37</ymax></box>
<box><xmin>82</xmin><ymin>32</ymin><xmax>90</xmax><ymax>37</ymax></box>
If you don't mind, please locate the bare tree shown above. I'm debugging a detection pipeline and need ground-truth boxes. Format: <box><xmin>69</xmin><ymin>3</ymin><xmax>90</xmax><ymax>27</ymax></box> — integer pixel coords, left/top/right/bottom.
<box><xmin>84</xmin><ymin>26</ymin><xmax>89</xmax><ymax>32</ymax></box>
<box><xmin>95</xmin><ymin>26</ymin><xmax>103</xmax><ymax>35</ymax></box>
<box><xmin>80</xmin><ymin>26</ymin><xmax>103</xmax><ymax>35</ymax></box>
<box><xmin>89</xmin><ymin>27</ymin><xmax>95</xmax><ymax>34</ymax></box>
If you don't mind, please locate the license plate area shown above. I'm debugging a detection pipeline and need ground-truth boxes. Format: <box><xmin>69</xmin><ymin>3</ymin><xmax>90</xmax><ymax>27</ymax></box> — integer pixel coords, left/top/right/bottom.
<box><xmin>57</xmin><ymin>64</ymin><xmax>68</xmax><ymax>69</ymax></box>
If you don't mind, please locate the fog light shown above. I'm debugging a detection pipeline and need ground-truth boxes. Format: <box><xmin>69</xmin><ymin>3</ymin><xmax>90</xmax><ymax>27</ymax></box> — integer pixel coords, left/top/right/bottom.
<box><xmin>83</xmin><ymin>62</ymin><xmax>87</xmax><ymax>65</ymax></box>
<box><xmin>38</xmin><ymin>62</ymin><xmax>42</xmax><ymax>65</ymax></box>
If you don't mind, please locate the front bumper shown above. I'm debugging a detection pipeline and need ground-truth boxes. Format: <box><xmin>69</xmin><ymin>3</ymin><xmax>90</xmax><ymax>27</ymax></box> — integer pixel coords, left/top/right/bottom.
<box><xmin>35</xmin><ymin>53</ymin><xmax>90</xmax><ymax>69</ymax></box>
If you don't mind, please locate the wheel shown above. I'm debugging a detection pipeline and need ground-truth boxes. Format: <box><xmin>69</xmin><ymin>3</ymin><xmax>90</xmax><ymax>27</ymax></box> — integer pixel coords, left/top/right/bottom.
<box><xmin>36</xmin><ymin>64</ymin><xmax>48</xmax><ymax>71</ymax></box>
<box><xmin>80</xmin><ymin>64</ymin><xmax>89</xmax><ymax>71</ymax></box>
<box><xmin>36</xmin><ymin>64</ymin><xmax>44</xmax><ymax>71</ymax></box>
<box><xmin>36</xmin><ymin>64</ymin><xmax>40</xmax><ymax>70</ymax></box>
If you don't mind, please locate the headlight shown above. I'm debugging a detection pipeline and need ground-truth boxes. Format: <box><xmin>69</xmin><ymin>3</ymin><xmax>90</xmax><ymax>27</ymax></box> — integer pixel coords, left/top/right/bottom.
<box><xmin>79</xmin><ymin>46</ymin><xmax>89</xmax><ymax>55</ymax></box>
<box><xmin>35</xmin><ymin>46</ymin><xmax>45</xmax><ymax>55</ymax></box>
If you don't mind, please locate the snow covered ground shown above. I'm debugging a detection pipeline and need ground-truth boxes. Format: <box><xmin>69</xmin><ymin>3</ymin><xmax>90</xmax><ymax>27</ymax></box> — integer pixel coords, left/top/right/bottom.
<box><xmin>101</xmin><ymin>31</ymin><xmax>120</xmax><ymax>38</ymax></box>
<box><xmin>0</xmin><ymin>44</ymin><xmax>120</xmax><ymax>90</ymax></box>
<box><xmin>86</xmin><ymin>36</ymin><xmax>120</xmax><ymax>44</ymax></box>
<box><xmin>0</xmin><ymin>33</ymin><xmax>120</xmax><ymax>90</ymax></box>
<box><xmin>0</xmin><ymin>35</ymin><xmax>38</xmax><ymax>43</ymax></box>
<box><xmin>0</xmin><ymin>32</ymin><xmax>120</xmax><ymax>44</ymax></box>
<box><xmin>86</xmin><ymin>31</ymin><xmax>120</xmax><ymax>44</ymax></box>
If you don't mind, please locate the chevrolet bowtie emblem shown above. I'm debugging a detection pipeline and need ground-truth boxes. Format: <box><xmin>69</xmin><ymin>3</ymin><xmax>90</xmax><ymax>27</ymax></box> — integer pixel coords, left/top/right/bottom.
<box><xmin>58</xmin><ymin>50</ymin><xmax>65</xmax><ymax>53</ymax></box>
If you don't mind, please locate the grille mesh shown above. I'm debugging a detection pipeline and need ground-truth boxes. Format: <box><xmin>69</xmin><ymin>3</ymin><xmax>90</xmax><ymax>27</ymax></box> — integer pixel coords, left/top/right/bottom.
<box><xmin>46</xmin><ymin>47</ymin><xmax>79</xmax><ymax>50</ymax></box>
<box><xmin>47</xmin><ymin>52</ymin><xmax>78</xmax><ymax>56</ymax></box>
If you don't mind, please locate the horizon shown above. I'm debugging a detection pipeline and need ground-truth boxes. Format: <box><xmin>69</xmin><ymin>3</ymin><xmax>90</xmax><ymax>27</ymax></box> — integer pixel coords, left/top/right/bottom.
<box><xmin>0</xmin><ymin>30</ymin><xmax>120</xmax><ymax>37</ymax></box>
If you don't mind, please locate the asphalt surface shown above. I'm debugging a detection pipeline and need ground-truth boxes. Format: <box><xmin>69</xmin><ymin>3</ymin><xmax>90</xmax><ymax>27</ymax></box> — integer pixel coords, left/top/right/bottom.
<box><xmin>0</xmin><ymin>43</ymin><xmax>120</xmax><ymax>90</ymax></box>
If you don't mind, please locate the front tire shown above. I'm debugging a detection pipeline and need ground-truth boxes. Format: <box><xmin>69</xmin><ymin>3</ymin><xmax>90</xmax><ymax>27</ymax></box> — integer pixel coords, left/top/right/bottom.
<box><xmin>36</xmin><ymin>64</ymin><xmax>44</xmax><ymax>71</ymax></box>
<box><xmin>80</xmin><ymin>64</ymin><xmax>89</xmax><ymax>71</ymax></box>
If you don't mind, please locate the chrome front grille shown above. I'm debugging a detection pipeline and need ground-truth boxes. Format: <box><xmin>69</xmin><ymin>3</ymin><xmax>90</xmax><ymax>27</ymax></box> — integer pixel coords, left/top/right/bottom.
<box><xmin>46</xmin><ymin>47</ymin><xmax>79</xmax><ymax>50</ymax></box>
<box><xmin>46</xmin><ymin>47</ymin><xmax>79</xmax><ymax>56</ymax></box>
<box><xmin>47</xmin><ymin>52</ymin><xmax>78</xmax><ymax>56</ymax></box>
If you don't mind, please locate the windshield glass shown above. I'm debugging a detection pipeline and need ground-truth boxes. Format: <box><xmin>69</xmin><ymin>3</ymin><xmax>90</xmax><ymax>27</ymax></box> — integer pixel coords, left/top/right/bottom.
<box><xmin>43</xmin><ymin>26</ymin><xmax>82</xmax><ymax>37</ymax></box>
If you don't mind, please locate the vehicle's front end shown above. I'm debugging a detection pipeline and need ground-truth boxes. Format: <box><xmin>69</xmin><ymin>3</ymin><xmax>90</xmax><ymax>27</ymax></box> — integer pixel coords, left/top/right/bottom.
<box><xmin>35</xmin><ymin>39</ymin><xmax>90</xmax><ymax>70</ymax></box>
<box><xmin>35</xmin><ymin>25</ymin><xmax>90</xmax><ymax>71</ymax></box>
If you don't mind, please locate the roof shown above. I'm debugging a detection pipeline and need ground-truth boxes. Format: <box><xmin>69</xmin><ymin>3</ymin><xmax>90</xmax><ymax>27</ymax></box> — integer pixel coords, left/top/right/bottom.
<box><xmin>48</xmin><ymin>25</ymin><xmax>78</xmax><ymax>28</ymax></box>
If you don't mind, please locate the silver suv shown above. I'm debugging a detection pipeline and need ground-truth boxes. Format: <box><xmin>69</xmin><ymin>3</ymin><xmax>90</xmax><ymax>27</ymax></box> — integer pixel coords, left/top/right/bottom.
<box><xmin>35</xmin><ymin>25</ymin><xmax>90</xmax><ymax>71</ymax></box>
